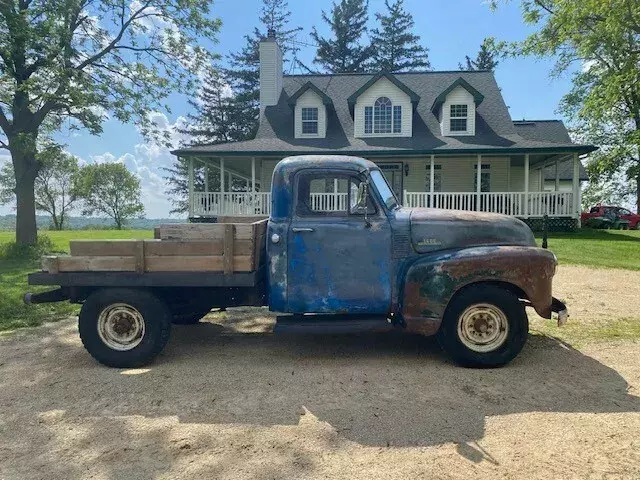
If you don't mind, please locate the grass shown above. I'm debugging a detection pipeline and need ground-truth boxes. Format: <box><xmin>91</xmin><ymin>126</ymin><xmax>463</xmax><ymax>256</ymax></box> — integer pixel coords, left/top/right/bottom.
<box><xmin>535</xmin><ymin>228</ymin><xmax>640</xmax><ymax>270</ymax></box>
<box><xmin>0</xmin><ymin>230</ymin><xmax>153</xmax><ymax>332</ymax></box>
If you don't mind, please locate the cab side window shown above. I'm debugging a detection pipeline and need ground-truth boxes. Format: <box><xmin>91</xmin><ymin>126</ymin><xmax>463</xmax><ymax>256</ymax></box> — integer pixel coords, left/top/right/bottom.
<box><xmin>295</xmin><ymin>172</ymin><xmax>375</xmax><ymax>217</ymax></box>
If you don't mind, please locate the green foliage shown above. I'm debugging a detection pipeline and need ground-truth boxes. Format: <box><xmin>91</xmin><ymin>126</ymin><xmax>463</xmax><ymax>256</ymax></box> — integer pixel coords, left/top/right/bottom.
<box><xmin>459</xmin><ymin>38</ymin><xmax>499</xmax><ymax>71</ymax></box>
<box><xmin>77</xmin><ymin>163</ymin><xmax>145</xmax><ymax>229</ymax></box>
<box><xmin>0</xmin><ymin>234</ymin><xmax>54</xmax><ymax>260</ymax></box>
<box><xmin>0</xmin><ymin>147</ymin><xmax>82</xmax><ymax>229</ymax></box>
<box><xmin>370</xmin><ymin>0</ymin><xmax>430</xmax><ymax>72</ymax></box>
<box><xmin>311</xmin><ymin>0</ymin><xmax>374</xmax><ymax>73</ymax></box>
<box><xmin>0</xmin><ymin>0</ymin><xmax>221</xmax><ymax>244</ymax></box>
<box><xmin>493</xmin><ymin>0</ymin><xmax>640</xmax><ymax>213</ymax></box>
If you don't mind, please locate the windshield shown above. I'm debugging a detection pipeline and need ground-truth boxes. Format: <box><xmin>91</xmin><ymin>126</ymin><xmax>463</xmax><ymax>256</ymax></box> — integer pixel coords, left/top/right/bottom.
<box><xmin>370</xmin><ymin>169</ymin><xmax>399</xmax><ymax>210</ymax></box>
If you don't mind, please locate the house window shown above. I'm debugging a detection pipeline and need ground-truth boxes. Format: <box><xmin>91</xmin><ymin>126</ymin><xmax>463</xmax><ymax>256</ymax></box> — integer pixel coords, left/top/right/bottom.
<box><xmin>374</xmin><ymin>97</ymin><xmax>392</xmax><ymax>133</ymax></box>
<box><xmin>425</xmin><ymin>164</ymin><xmax>442</xmax><ymax>192</ymax></box>
<box><xmin>450</xmin><ymin>104</ymin><xmax>468</xmax><ymax>132</ymax></box>
<box><xmin>301</xmin><ymin>107</ymin><xmax>318</xmax><ymax>135</ymax></box>
<box><xmin>364</xmin><ymin>106</ymin><xmax>373</xmax><ymax>134</ymax></box>
<box><xmin>393</xmin><ymin>105</ymin><xmax>402</xmax><ymax>133</ymax></box>
<box><xmin>473</xmin><ymin>163</ymin><xmax>491</xmax><ymax>192</ymax></box>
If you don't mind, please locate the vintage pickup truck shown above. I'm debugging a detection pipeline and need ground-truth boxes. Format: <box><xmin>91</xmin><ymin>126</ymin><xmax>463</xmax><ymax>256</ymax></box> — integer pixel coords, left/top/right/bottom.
<box><xmin>25</xmin><ymin>155</ymin><xmax>567</xmax><ymax>368</ymax></box>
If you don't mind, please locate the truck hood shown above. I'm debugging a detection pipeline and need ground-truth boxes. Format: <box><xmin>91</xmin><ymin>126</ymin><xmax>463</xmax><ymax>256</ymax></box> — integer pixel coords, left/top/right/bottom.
<box><xmin>408</xmin><ymin>208</ymin><xmax>536</xmax><ymax>253</ymax></box>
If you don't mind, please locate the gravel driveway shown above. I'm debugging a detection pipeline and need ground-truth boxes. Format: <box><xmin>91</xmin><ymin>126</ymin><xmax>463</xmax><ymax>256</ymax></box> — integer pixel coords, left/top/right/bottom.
<box><xmin>1</xmin><ymin>265</ymin><xmax>639</xmax><ymax>479</ymax></box>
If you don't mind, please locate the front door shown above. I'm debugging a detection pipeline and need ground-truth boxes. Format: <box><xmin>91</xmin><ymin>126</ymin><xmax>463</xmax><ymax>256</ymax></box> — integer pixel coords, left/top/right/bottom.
<box><xmin>378</xmin><ymin>162</ymin><xmax>404</xmax><ymax>200</ymax></box>
<box><xmin>287</xmin><ymin>169</ymin><xmax>392</xmax><ymax>314</ymax></box>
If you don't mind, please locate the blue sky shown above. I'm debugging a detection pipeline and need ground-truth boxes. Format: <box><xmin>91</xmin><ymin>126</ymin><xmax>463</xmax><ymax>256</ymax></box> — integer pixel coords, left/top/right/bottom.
<box><xmin>3</xmin><ymin>0</ymin><xmax>577</xmax><ymax>218</ymax></box>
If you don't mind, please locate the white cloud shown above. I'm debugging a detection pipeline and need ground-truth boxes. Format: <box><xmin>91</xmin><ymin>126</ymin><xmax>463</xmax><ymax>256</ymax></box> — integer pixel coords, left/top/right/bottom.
<box><xmin>85</xmin><ymin>112</ymin><xmax>190</xmax><ymax>218</ymax></box>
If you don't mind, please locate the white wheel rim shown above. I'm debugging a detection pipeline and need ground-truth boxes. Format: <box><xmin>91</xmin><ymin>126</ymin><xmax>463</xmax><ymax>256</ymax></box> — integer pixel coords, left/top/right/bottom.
<box><xmin>97</xmin><ymin>303</ymin><xmax>145</xmax><ymax>351</ymax></box>
<box><xmin>457</xmin><ymin>303</ymin><xmax>509</xmax><ymax>353</ymax></box>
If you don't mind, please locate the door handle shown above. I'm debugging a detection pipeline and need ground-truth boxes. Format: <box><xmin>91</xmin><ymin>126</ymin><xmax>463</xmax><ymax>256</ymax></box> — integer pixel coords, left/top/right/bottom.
<box><xmin>292</xmin><ymin>227</ymin><xmax>314</xmax><ymax>233</ymax></box>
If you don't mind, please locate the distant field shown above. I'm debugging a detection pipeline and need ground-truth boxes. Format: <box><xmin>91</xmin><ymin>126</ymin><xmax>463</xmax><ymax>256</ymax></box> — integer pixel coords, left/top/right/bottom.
<box><xmin>0</xmin><ymin>229</ymin><xmax>154</xmax><ymax>253</ymax></box>
<box><xmin>535</xmin><ymin>228</ymin><xmax>640</xmax><ymax>271</ymax></box>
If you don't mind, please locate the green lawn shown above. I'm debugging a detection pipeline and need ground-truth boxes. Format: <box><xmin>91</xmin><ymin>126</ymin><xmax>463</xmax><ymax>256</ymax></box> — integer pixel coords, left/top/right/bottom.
<box><xmin>535</xmin><ymin>228</ymin><xmax>640</xmax><ymax>270</ymax></box>
<box><xmin>0</xmin><ymin>230</ymin><xmax>153</xmax><ymax>332</ymax></box>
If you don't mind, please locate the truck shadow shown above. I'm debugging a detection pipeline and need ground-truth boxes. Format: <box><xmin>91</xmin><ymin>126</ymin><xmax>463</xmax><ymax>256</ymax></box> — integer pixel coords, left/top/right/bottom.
<box><xmin>138</xmin><ymin>319</ymin><xmax>640</xmax><ymax>448</ymax></box>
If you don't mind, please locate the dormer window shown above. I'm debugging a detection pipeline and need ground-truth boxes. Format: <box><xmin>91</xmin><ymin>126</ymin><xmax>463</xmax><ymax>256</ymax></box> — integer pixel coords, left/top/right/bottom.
<box><xmin>450</xmin><ymin>104</ymin><xmax>468</xmax><ymax>132</ymax></box>
<box><xmin>301</xmin><ymin>107</ymin><xmax>319</xmax><ymax>135</ymax></box>
<box><xmin>364</xmin><ymin>97</ymin><xmax>402</xmax><ymax>134</ymax></box>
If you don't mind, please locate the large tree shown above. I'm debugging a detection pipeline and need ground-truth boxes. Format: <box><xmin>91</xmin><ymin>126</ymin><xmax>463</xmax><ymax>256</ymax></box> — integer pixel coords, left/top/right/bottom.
<box><xmin>492</xmin><ymin>0</ymin><xmax>640</xmax><ymax>212</ymax></box>
<box><xmin>311</xmin><ymin>0</ymin><xmax>374</xmax><ymax>73</ymax></box>
<box><xmin>78</xmin><ymin>162</ymin><xmax>144</xmax><ymax>229</ymax></box>
<box><xmin>0</xmin><ymin>0</ymin><xmax>220</xmax><ymax>245</ymax></box>
<box><xmin>459</xmin><ymin>38</ymin><xmax>499</xmax><ymax>71</ymax></box>
<box><xmin>370</xmin><ymin>0</ymin><xmax>430</xmax><ymax>72</ymax></box>
<box><xmin>0</xmin><ymin>146</ymin><xmax>81</xmax><ymax>229</ymax></box>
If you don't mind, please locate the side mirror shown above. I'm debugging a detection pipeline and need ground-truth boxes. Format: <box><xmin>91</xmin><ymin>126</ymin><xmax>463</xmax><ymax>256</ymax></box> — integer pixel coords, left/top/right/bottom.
<box><xmin>356</xmin><ymin>181</ymin><xmax>368</xmax><ymax>210</ymax></box>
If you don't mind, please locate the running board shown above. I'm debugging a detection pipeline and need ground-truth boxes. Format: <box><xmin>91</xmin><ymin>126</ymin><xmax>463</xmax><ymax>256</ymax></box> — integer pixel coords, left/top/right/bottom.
<box><xmin>274</xmin><ymin>314</ymin><xmax>393</xmax><ymax>335</ymax></box>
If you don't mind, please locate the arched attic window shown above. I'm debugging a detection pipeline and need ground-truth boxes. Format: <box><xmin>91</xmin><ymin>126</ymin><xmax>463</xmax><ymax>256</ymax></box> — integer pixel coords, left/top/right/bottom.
<box><xmin>364</xmin><ymin>97</ymin><xmax>402</xmax><ymax>134</ymax></box>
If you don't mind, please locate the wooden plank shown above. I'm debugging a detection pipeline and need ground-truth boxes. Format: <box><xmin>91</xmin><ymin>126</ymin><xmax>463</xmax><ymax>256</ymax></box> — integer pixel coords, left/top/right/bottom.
<box><xmin>254</xmin><ymin>233</ymin><xmax>266</xmax><ymax>267</ymax></box>
<box><xmin>42</xmin><ymin>256</ymin><xmax>59</xmax><ymax>274</ymax></box>
<box><xmin>143</xmin><ymin>239</ymin><xmax>253</xmax><ymax>256</ymax></box>
<box><xmin>135</xmin><ymin>240</ymin><xmax>145</xmax><ymax>274</ymax></box>
<box><xmin>158</xmin><ymin>223</ymin><xmax>253</xmax><ymax>241</ymax></box>
<box><xmin>215</xmin><ymin>215</ymin><xmax>268</xmax><ymax>224</ymax></box>
<box><xmin>153</xmin><ymin>227</ymin><xmax>161</xmax><ymax>239</ymax></box>
<box><xmin>70</xmin><ymin>240</ymin><xmax>139</xmax><ymax>257</ymax></box>
<box><xmin>56</xmin><ymin>256</ymin><xmax>137</xmax><ymax>272</ymax></box>
<box><xmin>144</xmin><ymin>255</ymin><xmax>253</xmax><ymax>272</ymax></box>
<box><xmin>223</xmin><ymin>224</ymin><xmax>234</xmax><ymax>274</ymax></box>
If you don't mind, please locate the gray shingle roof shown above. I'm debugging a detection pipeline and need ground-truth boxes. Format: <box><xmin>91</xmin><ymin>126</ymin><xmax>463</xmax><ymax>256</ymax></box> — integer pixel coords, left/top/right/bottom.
<box><xmin>174</xmin><ymin>71</ymin><xmax>596</xmax><ymax>157</ymax></box>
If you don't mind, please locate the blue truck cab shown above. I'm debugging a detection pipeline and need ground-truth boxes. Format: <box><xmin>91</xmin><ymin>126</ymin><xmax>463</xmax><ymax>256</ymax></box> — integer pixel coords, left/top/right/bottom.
<box><xmin>26</xmin><ymin>155</ymin><xmax>567</xmax><ymax>368</ymax></box>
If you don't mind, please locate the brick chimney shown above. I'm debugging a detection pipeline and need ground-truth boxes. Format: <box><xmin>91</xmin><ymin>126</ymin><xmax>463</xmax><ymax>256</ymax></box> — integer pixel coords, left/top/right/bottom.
<box><xmin>259</xmin><ymin>28</ymin><xmax>283</xmax><ymax>110</ymax></box>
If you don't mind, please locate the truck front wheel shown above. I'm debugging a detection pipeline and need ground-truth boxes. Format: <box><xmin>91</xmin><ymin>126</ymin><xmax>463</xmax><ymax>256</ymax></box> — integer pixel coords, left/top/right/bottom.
<box><xmin>79</xmin><ymin>288</ymin><xmax>172</xmax><ymax>368</ymax></box>
<box><xmin>437</xmin><ymin>284</ymin><xmax>528</xmax><ymax>368</ymax></box>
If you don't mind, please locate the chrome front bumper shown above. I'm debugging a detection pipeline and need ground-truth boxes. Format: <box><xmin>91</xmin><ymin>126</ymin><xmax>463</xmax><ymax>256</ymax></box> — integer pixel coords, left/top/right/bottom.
<box><xmin>551</xmin><ymin>297</ymin><xmax>568</xmax><ymax>327</ymax></box>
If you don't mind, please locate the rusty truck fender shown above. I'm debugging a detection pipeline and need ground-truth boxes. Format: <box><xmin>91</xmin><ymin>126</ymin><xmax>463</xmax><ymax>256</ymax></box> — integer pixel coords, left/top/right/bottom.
<box><xmin>399</xmin><ymin>246</ymin><xmax>557</xmax><ymax>336</ymax></box>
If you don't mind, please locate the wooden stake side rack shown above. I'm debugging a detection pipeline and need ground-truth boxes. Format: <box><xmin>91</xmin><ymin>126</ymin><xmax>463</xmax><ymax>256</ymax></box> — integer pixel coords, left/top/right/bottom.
<box><xmin>41</xmin><ymin>217</ymin><xmax>268</xmax><ymax>275</ymax></box>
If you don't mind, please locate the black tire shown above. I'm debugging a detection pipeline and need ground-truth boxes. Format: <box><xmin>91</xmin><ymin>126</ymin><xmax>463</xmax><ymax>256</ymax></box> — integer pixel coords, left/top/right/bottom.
<box><xmin>437</xmin><ymin>284</ymin><xmax>528</xmax><ymax>368</ymax></box>
<box><xmin>79</xmin><ymin>288</ymin><xmax>172</xmax><ymax>368</ymax></box>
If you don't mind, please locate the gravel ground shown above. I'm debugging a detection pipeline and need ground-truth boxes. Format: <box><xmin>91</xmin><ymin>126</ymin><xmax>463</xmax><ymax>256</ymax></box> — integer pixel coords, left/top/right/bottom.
<box><xmin>1</xmin><ymin>265</ymin><xmax>639</xmax><ymax>480</ymax></box>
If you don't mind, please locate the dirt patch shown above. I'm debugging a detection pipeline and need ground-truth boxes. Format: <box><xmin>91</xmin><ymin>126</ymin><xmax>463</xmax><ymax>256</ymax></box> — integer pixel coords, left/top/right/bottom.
<box><xmin>1</xmin><ymin>265</ymin><xmax>639</xmax><ymax>479</ymax></box>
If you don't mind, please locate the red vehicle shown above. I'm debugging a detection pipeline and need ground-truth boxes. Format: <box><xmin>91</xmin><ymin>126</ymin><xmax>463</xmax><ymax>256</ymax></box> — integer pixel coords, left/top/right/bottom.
<box><xmin>581</xmin><ymin>204</ymin><xmax>640</xmax><ymax>230</ymax></box>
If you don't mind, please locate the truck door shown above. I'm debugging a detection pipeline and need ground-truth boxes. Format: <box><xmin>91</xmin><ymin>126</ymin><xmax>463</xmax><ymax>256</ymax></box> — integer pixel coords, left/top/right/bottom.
<box><xmin>287</xmin><ymin>170</ymin><xmax>392</xmax><ymax>314</ymax></box>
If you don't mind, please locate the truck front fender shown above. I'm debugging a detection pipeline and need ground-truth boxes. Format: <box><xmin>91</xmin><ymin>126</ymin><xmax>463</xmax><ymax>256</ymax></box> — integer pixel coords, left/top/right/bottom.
<box><xmin>400</xmin><ymin>246</ymin><xmax>557</xmax><ymax>336</ymax></box>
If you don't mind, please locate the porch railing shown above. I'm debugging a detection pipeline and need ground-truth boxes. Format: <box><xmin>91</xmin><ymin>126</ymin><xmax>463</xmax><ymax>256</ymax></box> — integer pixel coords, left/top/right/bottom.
<box><xmin>403</xmin><ymin>191</ymin><xmax>575</xmax><ymax>217</ymax></box>
<box><xmin>192</xmin><ymin>191</ymin><xmax>575</xmax><ymax>218</ymax></box>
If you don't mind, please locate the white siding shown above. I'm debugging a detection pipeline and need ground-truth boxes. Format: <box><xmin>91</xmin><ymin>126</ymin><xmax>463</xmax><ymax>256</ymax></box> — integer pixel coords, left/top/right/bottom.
<box><xmin>354</xmin><ymin>78</ymin><xmax>412</xmax><ymax>138</ymax></box>
<box><xmin>440</xmin><ymin>86</ymin><xmax>476</xmax><ymax>136</ymax></box>
<box><xmin>259</xmin><ymin>40</ymin><xmax>282</xmax><ymax>109</ymax></box>
<box><xmin>294</xmin><ymin>90</ymin><xmax>327</xmax><ymax>138</ymax></box>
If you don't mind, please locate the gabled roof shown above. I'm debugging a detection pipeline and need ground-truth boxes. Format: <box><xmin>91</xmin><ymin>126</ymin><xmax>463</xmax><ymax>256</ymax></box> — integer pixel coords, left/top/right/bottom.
<box><xmin>287</xmin><ymin>81</ymin><xmax>333</xmax><ymax>107</ymax></box>
<box><xmin>173</xmin><ymin>70</ymin><xmax>597</xmax><ymax>158</ymax></box>
<box><xmin>346</xmin><ymin>71</ymin><xmax>420</xmax><ymax>112</ymax></box>
<box><xmin>431</xmin><ymin>77</ymin><xmax>485</xmax><ymax>113</ymax></box>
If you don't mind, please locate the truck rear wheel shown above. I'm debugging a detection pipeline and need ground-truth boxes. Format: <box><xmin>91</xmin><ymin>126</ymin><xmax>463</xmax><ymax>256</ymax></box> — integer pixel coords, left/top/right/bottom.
<box><xmin>437</xmin><ymin>284</ymin><xmax>528</xmax><ymax>368</ymax></box>
<box><xmin>79</xmin><ymin>288</ymin><xmax>172</xmax><ymax>368</ymax></box>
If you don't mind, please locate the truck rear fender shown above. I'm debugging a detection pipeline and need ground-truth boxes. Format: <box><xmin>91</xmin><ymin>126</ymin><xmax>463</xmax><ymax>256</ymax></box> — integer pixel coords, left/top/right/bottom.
<box><xmin>399</xmin><ymin>246</ymin><xmax>557</xmax><ymax>336</ymax></box>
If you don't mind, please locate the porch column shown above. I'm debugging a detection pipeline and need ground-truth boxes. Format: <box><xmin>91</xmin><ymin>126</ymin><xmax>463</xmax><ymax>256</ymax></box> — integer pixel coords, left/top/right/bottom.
<box><xmin>572</xmin><ymin>153</ymin><xmax>580</xmax><ymax>223</ymax></box>
<box><xmin>204</xmin><ymin>160</ymin><xmax>209</xmax><ymax>193</ymax></box>
<box><xmin>554</xmin><ymin>159</ymin><xmax>560</xmax><ymax>191</ymax></box>
<box><xmin>524</xmin><ymin>154</ymin><xmax>530</xmax><ymax>218</ymax></box>
<box><xmin>187</xmin><ymin>156</ymin><xmax>194</xmax><ymax>217</ymax></box>
<box><xmin>429</xmin><ymin>154</ymin><xmax>435</xmax><ymax>206</ymax></box>
<box><xmin>251</xmin><ymin>157</ymin><xmax>256</xmax><ymax>193</ymax></box>
<box><xmin>220</xmin><ymin>157</ymin><xmax>225</xmax><ymax>193</ymax></box>
<box><xmin>476</xmin><ymin>154</ymin><xmax>482</xmax><ymax>211</ymax></box>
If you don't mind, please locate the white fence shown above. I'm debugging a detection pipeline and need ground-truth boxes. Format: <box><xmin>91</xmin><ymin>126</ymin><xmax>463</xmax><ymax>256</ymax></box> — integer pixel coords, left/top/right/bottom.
<box><xmin>192</xmin><ymin>191</ymin><xmax>575</xmax><ymax>218</ymax></box>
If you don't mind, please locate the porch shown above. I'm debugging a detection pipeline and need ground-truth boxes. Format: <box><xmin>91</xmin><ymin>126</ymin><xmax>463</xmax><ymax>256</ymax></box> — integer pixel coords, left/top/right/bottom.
<box><xmin>182</xmin><ymin>153</ymin><xmax>584</xmax><ymax>219</ymax></box>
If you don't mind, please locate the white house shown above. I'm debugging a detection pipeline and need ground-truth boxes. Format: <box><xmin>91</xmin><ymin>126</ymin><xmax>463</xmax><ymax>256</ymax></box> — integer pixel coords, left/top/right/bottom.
<box><xmin>172</xmin><ymin>31</ymin><xmax>596</xmax><ymax>224</ymax></box>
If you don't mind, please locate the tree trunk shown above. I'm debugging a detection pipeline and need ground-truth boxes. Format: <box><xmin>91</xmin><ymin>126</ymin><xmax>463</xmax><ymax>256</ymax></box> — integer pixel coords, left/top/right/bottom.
<box><xmin>15</xmin><ymin>167</ymin><xmax>38</xmax><ymax>245</ymax></box>
<box><xmin>636</xmin><ymin>172</ymin><xmax>640</xmax><ymax>215</ymax></box>
<box><xmin>11</xmin><ymin>145</ymin><xmax>40</xmax><ymax>245</ymax></box>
